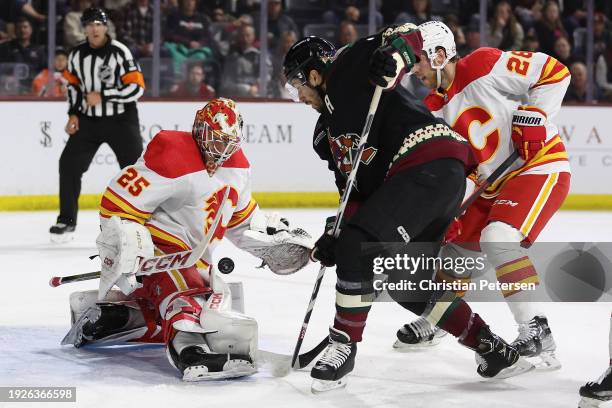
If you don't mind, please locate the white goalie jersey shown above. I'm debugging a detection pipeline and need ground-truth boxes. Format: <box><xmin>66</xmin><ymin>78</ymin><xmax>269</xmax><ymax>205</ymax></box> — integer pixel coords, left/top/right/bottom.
<box><xmin>424</xmin><ymin>48</ymin><xmax>571</xmax><ymax>197</ymax></box>
<box><xmin>99</xmin><ymin>130</ymin><xmax>259</xmax><ymax>275</ymax></box>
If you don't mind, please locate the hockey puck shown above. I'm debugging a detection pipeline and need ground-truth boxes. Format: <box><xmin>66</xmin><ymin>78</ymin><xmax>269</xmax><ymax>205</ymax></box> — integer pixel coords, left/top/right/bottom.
<box><xmin>218</xmin><ymin>257</ymin><xmax>235</xmax><ymax>274</ymax></box>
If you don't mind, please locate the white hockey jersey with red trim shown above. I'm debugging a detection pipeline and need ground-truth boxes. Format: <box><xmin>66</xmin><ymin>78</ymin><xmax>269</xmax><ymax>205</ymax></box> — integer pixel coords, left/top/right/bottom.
<box><xmin>424</xmin><ymin>47</ymin><xmax>571</xmax><ymax>197</ymax></box>
<box><xmin>99</xmin><ymin>130</ymin><xmax>258</xmax><ymax>272</ymax></box>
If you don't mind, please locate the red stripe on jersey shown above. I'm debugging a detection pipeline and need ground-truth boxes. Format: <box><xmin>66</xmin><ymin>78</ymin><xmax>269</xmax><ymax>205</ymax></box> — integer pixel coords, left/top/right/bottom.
<box><xmin>144</xmin><ymin>130</ymin><xmax>205</xmax><ymax>178</ymax></box>
<box><xmin>424</xmin><ymin>47</ymin><xmax>503</xmax><ymax>111</ymax></box>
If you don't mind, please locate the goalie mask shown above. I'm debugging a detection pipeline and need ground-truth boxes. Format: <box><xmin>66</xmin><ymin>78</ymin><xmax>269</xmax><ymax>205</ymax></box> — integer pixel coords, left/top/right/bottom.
<box><xmin>282</xmin><ymin>36</ymin><xmax>336</xmax><ymax>102</ymax></box>
<box><xmin>193</xmin><ymin>98</ymin><xmax>244</xmax><ymax>176</ymax></box>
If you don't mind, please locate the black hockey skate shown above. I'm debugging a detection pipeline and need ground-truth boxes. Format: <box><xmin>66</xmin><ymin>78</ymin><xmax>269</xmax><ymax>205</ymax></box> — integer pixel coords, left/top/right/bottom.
<box><xmin>167</xmin><ymin>333</ymin><xmax>256</xmax><ymax>381</ymax></box>
<box><xmin>579</xmin><ymin>366</ymin><xmax>612</xmax><ymax>408</ymax></box>
<box><xmin>311</xmin><ymin>327</ymin><xmax>357</xmax><ymax>393</ymax></box>
<box><xmin>511</xmin><ymin>315</ymin><xmax>561</xmax><ymax>370</ymax></box>
<box><xmin>50</xmin><ymin>222</ymin><xmax>75</xmax><ymax>243</ymax></box>
<box><xmin>61</xmin><ymin>303</ymin><xmax>141</xmax><ymax>347</ymax></box>
<box><xmin>473</xmin><ymin>327</ymin><xmax>534</xmax><ymax>379</ymax></box>
<box><xmin>393</xmin><ymin>316</ymin><xmax>447</xmax><ymax>350</ymax></box>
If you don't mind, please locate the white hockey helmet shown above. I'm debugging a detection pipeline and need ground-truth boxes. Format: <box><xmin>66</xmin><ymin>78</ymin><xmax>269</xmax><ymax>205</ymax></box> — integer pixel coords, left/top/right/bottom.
<box><xmin>418</xmin><ymin>21</ymin><xmax>457</xmax><ymax>87</ymax></box>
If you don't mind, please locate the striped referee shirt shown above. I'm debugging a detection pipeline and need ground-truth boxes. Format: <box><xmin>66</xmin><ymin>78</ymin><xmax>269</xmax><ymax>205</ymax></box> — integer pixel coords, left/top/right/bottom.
<box><xmin>65</xmin><ymin>36</ymin><xmax>145</xmax><ymax>117</ymax></box>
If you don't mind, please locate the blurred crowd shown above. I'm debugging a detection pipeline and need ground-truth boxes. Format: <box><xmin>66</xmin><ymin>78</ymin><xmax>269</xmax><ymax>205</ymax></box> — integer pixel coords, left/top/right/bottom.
<box><xmin>0</xmin><ymin>0</ymin><xmax>611</xmax><ymax>102</ymax></box>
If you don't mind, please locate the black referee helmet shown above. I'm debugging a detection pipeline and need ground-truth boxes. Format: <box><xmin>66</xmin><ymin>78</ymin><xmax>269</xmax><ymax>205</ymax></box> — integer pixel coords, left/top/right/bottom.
<box><xmin>81</xmin><ymin>7</ymin><xmax>108</xmax><ymax>26</ymax></box>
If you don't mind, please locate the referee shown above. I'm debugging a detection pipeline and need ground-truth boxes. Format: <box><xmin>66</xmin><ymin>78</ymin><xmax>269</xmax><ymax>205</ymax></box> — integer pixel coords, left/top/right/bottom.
<box><xmin>50</xmin><ymin>7</ymin><xmax>145</xmax><ymax>242</ymax></box>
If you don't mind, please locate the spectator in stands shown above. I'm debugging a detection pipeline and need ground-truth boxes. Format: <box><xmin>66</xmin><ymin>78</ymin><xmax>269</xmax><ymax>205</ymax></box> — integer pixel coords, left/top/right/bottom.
<box><xmin>220</xmin><ymin>24</ymin><xmax>271</xmax><ymax>98</ymax></box>
<box><xmin>534</xmin><ymin>1</ymin><xmax>568</xmax><ymax>55</ymax></box>
<box><xmin>31</xmin><ymin>47</ymin><xmax>70</xmax><ymax>97</ymax></box>
<box><xmin>459</xmin><ymin>15</ymin><xmax>480</xmax><ymax>56</ymax></box>
<box><xmin>64</xmin><ymin>0</ymin><xmax>117</xmax><ymax>49</ymax></box>
<box><xmin>170</xmin><ymin>62</ymin><xmax>215</xmax><ymax>99</ymax></box>
<box><xmin>487</xmin><ymin>0</ymin><xmax>524</xmax><ymax>51</ymax></box>
<box><xmin>595</xmin><ymin>46</ymin><xmax>612</xmax><ymax>101</ymax></box>
<box><xmin>258</xmin><ymin>0</ymin><xmax>298</xmax><ymax>49</ymax></box>
<box><xmin>444</xmin><ymin>14</ymin><xmax>466</xmax><ymax>55</ymax></box>
<box><xmin>164</xmin><ymin>0</ymin><xmax>214</xmax><ymax>75</ymax></box>
<box><xmin>0</xmin><ymin>0</ymin><xmax>46</xmax><ymax>28</ymax></box>
<box><xmin>120</xmin><ymin>0</ymin><xmax>154</xmax><ymax>58</ymax></box>
<box><xmin>552</xmin><ymin>36</ymin><xmax>577</xmax><ymax>67</ymax></box>
<box><xmin>270</xmin><ymin>30</ymin><xmax>296</xmax><ymax>99</ymax></box>
<box><xmin>395</xmin><ymin>0</ymin><xmax>441</xmax><ymax>26</ymax></box>
<box><xmin>561</xmin><ymin>0</ymin><xmax>587</xmax><ymax>40</ymax></box>
<box><xmin>514</xmin><ymin>0</ymin><xmax>543</xmax><ymax>32</ymax></box>
<box><xmin>338</xmin><ymin>21</ymin><xmax>358</xmax><ymax>46</ymax></box>
<box><xmin>0</xmin><ymin>16</ymin><xmax>47</xmax><ymax>93</ymax></box>
<box><xmin>593</xmin><ymin>12</ymin><xmax>610</xmax><ymax>58</ymax></box>
<box><xmin>564</xmin><ymin>61</ymin><xmax>597</xmax><ymax>102</ymax></box>
<box><xmin>0</xmin><ymin>17</ymin><xmax>45</xmax><ymax>73</ymax></box>
<box><xmin>523</xmin><ymin>34</ymin><xmax>540</xmax><ymax>52</ymax></box>
<box><xmin>322</xmin><ymin>0</ymin><xmax>383</xmax><ymax>28</ymax></box>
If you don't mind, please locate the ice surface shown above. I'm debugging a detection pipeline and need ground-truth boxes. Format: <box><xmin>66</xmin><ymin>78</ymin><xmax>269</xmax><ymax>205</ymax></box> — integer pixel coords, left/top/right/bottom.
<box><xmin>1</xmin><ymin>210</ymin><xmax>612</xmax><ymax>408</ymax></box>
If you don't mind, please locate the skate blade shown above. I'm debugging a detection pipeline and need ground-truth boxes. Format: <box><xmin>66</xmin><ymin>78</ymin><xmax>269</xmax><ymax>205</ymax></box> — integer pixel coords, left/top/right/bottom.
<box><xmin>490</xmin><ymin>357</ymin><xmax>535</xmax><ymax>379</ymax></box>
<box><xmin>392</xmin><ymin>336</ymin><xmax>442</xmax><ymax>351</ymax></box>
<box><xmin>578</xmin><ymin>397</ymin><xmax>612</xmax><ymax>408</ymax></box>
<box><xmin>311</xmin><ymin>378</ymin><xmax>348</xmax><ymax>394</ymax></box>
<box><xmin>182</xmin><ymin>361</ymin><xmax>257</xmax><ymax>382</ymax></box>
<box><xmin>51</xmin><ymin>232</ymin><xmax>74</xmax><ymax>244</ymax></box>
<box><xmin>60</xmin><ymin>306</ymin><xmax>100</xmax><ymax>346</ymax></box>
<box><xmin>525</xmin><ymin>351</ymin><xmax>562</xmax><ymax>371</ymax></box>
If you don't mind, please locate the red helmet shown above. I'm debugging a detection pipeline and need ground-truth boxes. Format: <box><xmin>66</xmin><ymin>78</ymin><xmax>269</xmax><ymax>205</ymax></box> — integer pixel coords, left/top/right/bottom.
<box><xmin>193</xmin><ymin>98</ymin><xmax>244</xmax><ymax>175</ymax></box>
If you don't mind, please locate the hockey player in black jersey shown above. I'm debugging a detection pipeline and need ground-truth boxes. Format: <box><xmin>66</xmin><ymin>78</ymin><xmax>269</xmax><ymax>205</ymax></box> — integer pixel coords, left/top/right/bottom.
<box><xmin>283</xmin><ymin>28</ymin><xmax>534</xmax><ymax>393</ymax></box>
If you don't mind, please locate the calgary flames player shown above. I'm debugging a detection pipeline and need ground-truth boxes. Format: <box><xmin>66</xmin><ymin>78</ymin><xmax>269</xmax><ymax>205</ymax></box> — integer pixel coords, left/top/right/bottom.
<box><xmin>60</xmin><ymin>98</ymin><xmax>312</xmax><ymax>381</ymax></box>
<box><xmin>370</xmin><ymin>21</ymin><xmax>570</xmax><ymax>369</ymax></box>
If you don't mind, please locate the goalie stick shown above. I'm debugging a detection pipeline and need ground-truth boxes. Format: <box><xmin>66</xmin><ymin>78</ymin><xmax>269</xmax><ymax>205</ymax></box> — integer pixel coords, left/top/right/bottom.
<box><xmin>49</xmin><ymin>187</ymin><xmax>231</xmax><ymax>288</ymax></box>
<box><xmin>293</xmin><ymin>150</ymin><xmax>521</xmax><ymax>368</ymax></box>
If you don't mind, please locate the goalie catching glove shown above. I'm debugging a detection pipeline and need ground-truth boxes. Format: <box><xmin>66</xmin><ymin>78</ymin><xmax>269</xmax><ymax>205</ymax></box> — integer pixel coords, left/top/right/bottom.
<box><xmin>96</xmin><ymin>216</ymin><xmax>154</xmax><ymax>301</ymax></box>
<box><xmin>241</xmin><ymin>210</ymin><xmax>313</xmax><ymax>275</ymax></box>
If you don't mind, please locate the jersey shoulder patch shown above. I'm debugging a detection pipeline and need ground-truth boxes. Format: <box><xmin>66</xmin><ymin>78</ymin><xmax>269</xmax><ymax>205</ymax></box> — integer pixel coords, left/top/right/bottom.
<box><xmin>144</xmin><ymin>130</ymin><xmax>205</xmax><ymax>178</ymax></box>
<box><xmin>221</xmin><ymin>149</ymin><xmax>250</xmax><ymax>169</ymax></box>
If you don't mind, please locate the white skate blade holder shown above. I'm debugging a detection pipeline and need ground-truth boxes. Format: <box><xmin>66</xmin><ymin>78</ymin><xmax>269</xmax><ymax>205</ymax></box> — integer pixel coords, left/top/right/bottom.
<box><xmin>182</xmin><ymin>359</ymin><xmax>257</xmax><ymax>382</ymax></box>
<box><xmin>526</xmin><ymin>351</ymin><xmax>562</xmax><ymax>371</ymax></box>
<box><xmin>579</xmin><ymin>397</ymin><xmax>612</xmax><ymax>408</ymax></box>
<box><xmin>311</xmin><ymin>378</ymin><xmax>348</xmax><ymax>394</ymax></box>
<box><xmin>392</xmin><ymin>332</ymin><xmax>447</xmax><ymax>351</ymax></box>
<box><xmin>50</xmin><ymin>231</ymin><xmax>75</xmax><ymax>244</ymax></box>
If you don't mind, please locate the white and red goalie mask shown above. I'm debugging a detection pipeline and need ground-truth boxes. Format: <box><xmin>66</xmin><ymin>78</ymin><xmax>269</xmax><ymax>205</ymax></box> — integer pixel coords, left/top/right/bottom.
<box><xmin>192</xmin><ymin>98</ymin><xmax>244</xmax><ymax>175</ymax></box>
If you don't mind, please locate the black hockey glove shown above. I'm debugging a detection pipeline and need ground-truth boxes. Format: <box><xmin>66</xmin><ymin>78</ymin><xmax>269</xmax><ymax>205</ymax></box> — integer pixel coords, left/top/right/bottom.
<box><xmin>369</xmin><ymin>46</ymin><xmax>398</xmax><ymax>88</ymax></box>
<box><xmin>310</xmin><ymin>216</ymin><xmax>338</xmax><ymax>267</ymax></box>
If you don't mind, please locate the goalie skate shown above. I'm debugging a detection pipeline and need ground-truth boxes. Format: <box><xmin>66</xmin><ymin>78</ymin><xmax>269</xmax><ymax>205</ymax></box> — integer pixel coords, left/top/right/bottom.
<box><xmin>511</xmin><ymin>315</ymin><xmax>561</xmax><ymax>370</ymax></box>
<box><xmin>578</xmin><ymin>366</ymin><xmax>612</xmax><ymax>408</ymax></box>
<box><xmin>393</xmin><ymin>316</ymin><xmax>447</xmax><ymax>350</ymax></box>
<box><xmin>61</xmin><ymin>303</ymin><xmax>145</xmax><ymax>347</ymax></box>
<box><xmin>168</xmin><ymin>342</ymin><xmax>256</xmax><ymax>381</ymax></box>
<box><xmin>311</xmin><ymin>327</ymin><xmax>356</xmax><ymax>394</ymax></box>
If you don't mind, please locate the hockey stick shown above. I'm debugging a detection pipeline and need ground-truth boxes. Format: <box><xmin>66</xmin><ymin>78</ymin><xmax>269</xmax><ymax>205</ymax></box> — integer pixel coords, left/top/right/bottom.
<box><xmin>290</xmin><ymin>86</ymin><xmax>384</xmax><ymax>369</ymax></box>
<box><xmin>457</xmin><ymin>150</ymin><xmax>520</xmax><ymax>215</ymax></box>
<box><xmin>49</xmin><ymin>187</ymin><xmax>231</xmax><ymax>288</ymax></box>
<box><xmin>293</xmin><ymin>151</ymin><xmax>521</xmax><ymax>367</ymax></box>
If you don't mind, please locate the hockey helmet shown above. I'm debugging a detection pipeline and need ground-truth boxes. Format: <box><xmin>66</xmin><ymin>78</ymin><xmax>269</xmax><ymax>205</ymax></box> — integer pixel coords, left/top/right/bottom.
<box><xmin>282</xmin><ymin>36</ymin><xmax>336</xmax><ymax>101</ymax></box>
<box><xmin>193</xmin><ymin>98</ymin><xmax>244</xmax><ymax>175</ymax></box>
<box><xmin>418</xmin><ymin>21</ymin><xmax>456</xmax><ymax>86</ymax></box>
<box><xmin>81</xmin><ymin>7</ymin><xmax>108</xmax><ymax>26</ymax></box>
